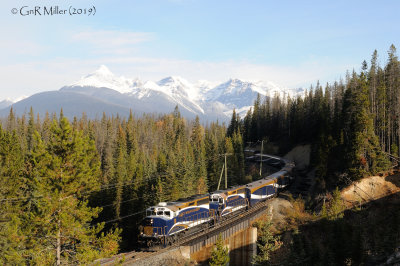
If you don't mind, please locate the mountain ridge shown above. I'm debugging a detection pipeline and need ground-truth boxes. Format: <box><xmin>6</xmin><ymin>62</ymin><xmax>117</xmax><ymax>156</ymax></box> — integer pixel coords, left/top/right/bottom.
<box><xmin>0</xmin><ymin>66</ymin><xmax>305</xmax><ymax>122</ymax></box>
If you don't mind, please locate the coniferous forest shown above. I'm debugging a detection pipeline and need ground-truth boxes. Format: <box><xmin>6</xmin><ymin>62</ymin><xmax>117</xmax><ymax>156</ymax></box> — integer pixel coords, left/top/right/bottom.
<box><xmin>0</xmin><ymin>45</ymin><xmax>399</xmax><ymax>264</ymax></box>
<box><xmin>241</xmin><ymin>45</ymin><xmax>400</xmax><ymax>187</ymax></box>
<box><xmin>0</xmin><ymin>104</ymin><xmax>247</xmax><ymax>263</ymax></box>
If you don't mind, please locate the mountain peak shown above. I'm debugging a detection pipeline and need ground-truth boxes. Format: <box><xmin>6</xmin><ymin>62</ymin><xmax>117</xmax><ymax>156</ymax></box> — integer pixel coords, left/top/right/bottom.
<box><xmin>157</xmin><ymin>76</ymin><xmax>189</xmax><ymax>86</ymax></box>
<box><xmin>68</xmin><ymin>65</ymin><xmax>135</xmax><ymax>94</ymax></box>
<box><xmin>93</xmin><ymin>65</ymin><xmax>114</xmax><ymax>77</ymax></box>
<box><xmin>0</xmin><ymin>99</ymin><xmax>14</xmax><ymax>109</ymax></box>
<box><xmin>156</xmin><ymin>76</ymin><xmax>195</xmax><ymax>99</ymax></box>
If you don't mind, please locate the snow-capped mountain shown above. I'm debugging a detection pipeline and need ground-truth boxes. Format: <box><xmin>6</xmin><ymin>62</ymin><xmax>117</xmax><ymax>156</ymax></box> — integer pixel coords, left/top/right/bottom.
<box><xmin>69</xmin><ymin>65</ymin><xmax>137</xmax><ymax>94</ymax></box>
<box><xmin>204</xmin><ymin>78</ymin><xmax>304</xmax><ymax>117</ymax></box>
<box><xmin>0</xmin><ymin>66</ymin><xmax>305</xmax><ymax>121</ymax></box>
<box><xmin>0</xmin><ymin>99</ymin><xmax>13</xmax><ymax>110</ymax></box>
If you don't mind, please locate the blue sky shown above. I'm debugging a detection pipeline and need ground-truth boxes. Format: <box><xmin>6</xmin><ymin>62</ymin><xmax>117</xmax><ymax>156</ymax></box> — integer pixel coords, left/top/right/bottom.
<box><xmin>1</xmin><ymin>0</ymin><xmax>400</xmax><ymax>100</ymax></box>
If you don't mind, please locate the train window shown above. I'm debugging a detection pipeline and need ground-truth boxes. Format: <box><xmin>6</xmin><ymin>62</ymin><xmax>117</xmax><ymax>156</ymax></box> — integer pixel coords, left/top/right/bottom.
<box><xmin>218</xmin><ymin>198</ymin><xmax>224</xmax><ymax>204</ymax></box>
<box><xmin>165</xmin><ymin>211</ymin><xmax>171</xmax><ymax>217</ymax></box>
<box><xmin>157</xmin><ymin>211</ymin><xmax>163</xmax><ymax>215</ymax></box>
<box><xmin>197</xmin><ymin>198</ymin><xmax>209</xmax><ymax>205</ymax></box>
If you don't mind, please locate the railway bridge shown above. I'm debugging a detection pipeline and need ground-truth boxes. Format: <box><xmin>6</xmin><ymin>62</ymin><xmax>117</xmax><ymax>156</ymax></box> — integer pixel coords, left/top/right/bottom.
<box><xmin>99</xmin><ymin>198</ymin><xmax>273</xmax><ymax>265</ymax></box>
<box><xmin>99</xmin><ymin>152</ymin><xmax>293</xmax><ymax>265</ymax></box>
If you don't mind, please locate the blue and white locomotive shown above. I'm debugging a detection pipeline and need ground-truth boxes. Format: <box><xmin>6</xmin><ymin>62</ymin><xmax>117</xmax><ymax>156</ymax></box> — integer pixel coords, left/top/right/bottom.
<box><xmin>209</xmin><ymin>186</ymin><xmax>248</xmax><ymax>217</ymax></box>
<box><xmin>139</xmin><ymin>155</ymin><xmax>294</xmax><ymax>247</ymax></box>
<box><xmin>139</xmin><ymin>194</ymin><xmax>211</xmax><ymax>246</ymax></box>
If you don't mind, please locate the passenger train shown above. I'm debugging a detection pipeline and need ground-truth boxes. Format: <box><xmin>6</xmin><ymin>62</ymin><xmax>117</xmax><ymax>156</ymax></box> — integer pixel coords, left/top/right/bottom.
<box><xmin>138</xmin><ymin>155</ymin><xmax>295</xmax><ymax>248</ymax></box>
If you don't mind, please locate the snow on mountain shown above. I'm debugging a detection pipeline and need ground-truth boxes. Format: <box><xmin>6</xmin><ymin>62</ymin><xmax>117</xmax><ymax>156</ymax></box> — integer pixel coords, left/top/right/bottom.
<box><xmin>129</xmin><ymin>81</ymin><xmax>160</xmax><ymax>99</ymax></box>
<box><xmin>202</xmin><ymin>78</ymin><xmax>305</xmax><ymax>118</ymax></box>
<box><xmin>3</xmin><ymin>65</ymin><xmax>305</xmax><ymax>122</ymax></box>
<box><xmin>14</xmin><ymin>95</ymin><xmax>29</xmax><ymax>102</ymax></box>
<box><xmin>69</xmin><ymin>65</ymin><xmax>136</xmax><ymax>94</ymax></box>
<box><xmin>224</xmin><ymin>105</ymin><xmax>253</xmax><ymax>118</ymax></box>
<box><xmin>156</xmin><ymin>76</ymin><xmax>204</xmax><ymax>114</ymax></box>
<box><xmin>206</xmin><ymin>78</ymin><xmax>301</xmax><ymax>104</ymax></box>
<box><xmin>0</xmin><ymin>99</ymin><xmax>13</xmax><ymax>109</ymax></box>
<box><xmin>0</xmin><ymin>95</ymin><xmax>30</xmax><ymax>109</ymax></box>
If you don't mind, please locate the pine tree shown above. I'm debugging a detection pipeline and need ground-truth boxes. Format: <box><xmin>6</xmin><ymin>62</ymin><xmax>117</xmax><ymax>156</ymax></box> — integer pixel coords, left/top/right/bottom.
<box><xmin>210</xmin><ymin>234</ymin><xmax>229</xmax><ymax>266</ymax></box>
<box><xmin>191</xmin><ymin>116</ymin><xmax>208</xmax><ymax>193</ymax></box>
<box><xmin>252</xmin><ymin>218</ymin><xmax>281</xmax><ymax>265</ymax></box>
<box><xmin>251</xmin><ymin>94</ymin><xmax>262</xmax><ymax>141</ymax></box>
<box><xmin>342</xmin><ymin>70</ymin><xmax>389</xmax><ymax>179</ymax></box>
<box><xmin>0</xmin><ymin>126</ymin><xmax>26</xmax><ymax>264</ymax></box>
<box><xmin>232</xmin><ymin>130</ymin><xmax>245</xmax><ymax>184</ymax></box>
<box><xmin>227</xmin><ymin>109</ymin><xmax>239</xmax><ymax>137</ymax></box>
<box><xmin>385</xmin><ymin>45</ymin><xmax>400</xmax><ymax>158</ymax></box>
<box><xmin>329</xmin><ymin>187</ymin><xmax>345</xmax><ymax>220</ymax></box>
<box><xmin>23</xmin><ymin>117</ymin><xmax>120</xmax><ymax>264</ymax></box>
<box><xmin>224</xmin><ymin>137</ymin><xmax>234</xmax><ymax>188</ymax></box>
<box><xmin>27</xmin><ymin>107</ymin><xmax>36</xmax><ymax>152</ymax></box>
<box><xmin>6</xmin><ymin>107</ymin><xmax>16</xmax><ymax>132</ymax></box>
<box><xmin>113</xmin><ymin>125</ymin><xmax>128</xmax><ymax>220</ymax></box>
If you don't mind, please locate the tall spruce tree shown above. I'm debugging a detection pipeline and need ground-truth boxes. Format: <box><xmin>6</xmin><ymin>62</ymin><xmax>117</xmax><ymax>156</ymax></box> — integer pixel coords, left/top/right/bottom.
<box><xmin>191</xmin><ymin>116</ymin><xmax>208</xmax><ymax>194</ymax></box>
<box><xmin>113</xmin><ymin>125</ymin><xmax>128</xmax><ymax>220</ymax></box>
<box><xmin>342</xmin><ymin>70</ymin><xmax>389</xmax><ymax>179</ymax></box>
<box><xmin>23</xmin><ymin>117</ymin><xmax>120</xmax><ymax>264</ymax></box>
<box><xmin>0</xmin><ymin>127</ymin><xmax>26</xmax><ymax>264</ymax></box>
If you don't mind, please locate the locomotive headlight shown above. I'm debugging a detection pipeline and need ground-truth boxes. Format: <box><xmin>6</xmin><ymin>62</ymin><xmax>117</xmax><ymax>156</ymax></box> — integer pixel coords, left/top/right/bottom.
<box><xmin>150</xmin><ymin>218</ymin><xmax>153</xmax><ymax>224</ymax></box>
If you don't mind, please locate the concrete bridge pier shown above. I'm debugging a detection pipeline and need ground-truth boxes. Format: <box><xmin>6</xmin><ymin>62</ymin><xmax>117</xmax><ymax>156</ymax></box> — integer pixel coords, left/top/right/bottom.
<box><xmin>190</xmin><ymin>226</ymin><xmax>258</xmax><ymax>265</ymax></box>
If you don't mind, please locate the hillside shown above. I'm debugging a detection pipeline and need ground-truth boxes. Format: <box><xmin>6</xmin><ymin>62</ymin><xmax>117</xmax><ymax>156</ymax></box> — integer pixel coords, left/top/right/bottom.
<box><xmin>264</xmin><ymin>172</ymin><xmax>400</xmax><ymax>265</ymax></box>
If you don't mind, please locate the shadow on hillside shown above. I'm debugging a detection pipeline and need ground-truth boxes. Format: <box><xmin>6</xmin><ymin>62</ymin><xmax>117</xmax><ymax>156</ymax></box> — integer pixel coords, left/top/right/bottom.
<box><xmin>386</xmin><ymin>172</ymin><xmax>400</xmax><ymax>188</ymax></box>
<box><xmin>270</xmin><ymin>191</ymin><xmax>400</xmax><ymax>266</ymax></box>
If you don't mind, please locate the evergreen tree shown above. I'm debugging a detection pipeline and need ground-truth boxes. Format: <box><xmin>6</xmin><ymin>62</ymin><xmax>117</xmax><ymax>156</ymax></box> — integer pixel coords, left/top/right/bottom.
<box><xmin>321</xmin><ymin>187</ymin><xmax>345</xmax><ymax>220</ymax></box>
<box><xmin>191</xmin><ymin>116</ymin><xmax>208</xmax><ymax>193</ymax></box>
<box><xmin>0</xmin><ymin>127</ymin><xmax>26</xmax><ymax>264</ymax></box>
<box><xmin>342</xmin><ymin>71</ymin><xmax>389</xmax><ymax>179</ymax></box>
<box><xmin>27</xmin><ymin>107</ymin><xmax>36</xmax><ymax>152</ymax></box>
<box><xmin>23</xmin><ymin>118</ymin><xmax>120</xmax><ymax>264</ymax></box>
<box><xmin>232</xmin><ymin>130</ymin><xmax>245</xmax><ymax>184</ymax></box>
<box><xmin>227</xmin><ymin>109</ymin><xmax>240</xmax><ymax>137</ymax></box>
<box><xmin>210</xmin><ymin>234</ymin><xmax>229</xmax><ymax>266</ymax></box>
<box><xmin>253</xmin><ymin>218</ymin><xmax>281</xmax><ymax>265</ymax></box>
<box><xmin>113</xmin><ymin>125</ymin><xmax>128</xmax><ymax>220</ymax></box>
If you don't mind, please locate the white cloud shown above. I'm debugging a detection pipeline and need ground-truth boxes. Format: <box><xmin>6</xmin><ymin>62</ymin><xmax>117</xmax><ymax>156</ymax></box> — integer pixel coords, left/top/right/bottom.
<box><xmin>71</xmin><ymin>30</ymin><xmax>155</xmax><ymax>55</ymax></box>
<box><xmin>0</xmin><ymin>27</ymin><xmax>354</xmax><ymax>101</ymax></box>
